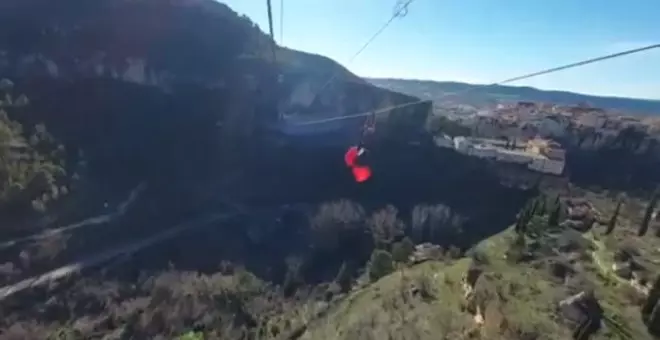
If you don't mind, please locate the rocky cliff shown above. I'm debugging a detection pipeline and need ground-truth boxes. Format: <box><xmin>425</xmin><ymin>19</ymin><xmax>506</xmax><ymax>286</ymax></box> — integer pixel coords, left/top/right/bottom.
<box><xmin>0</xmin><ymin>0</ymin><xmax>432</xmax><ymax>232</ymax></box>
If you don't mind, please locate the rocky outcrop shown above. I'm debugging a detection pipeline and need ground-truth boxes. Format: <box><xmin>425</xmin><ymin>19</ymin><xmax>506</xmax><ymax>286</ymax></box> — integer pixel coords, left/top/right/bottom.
<box><xmin>460</xmin><ymin>267</ymin><xmax>512</xmax><ymax>338</ymax></box>
<box><xmin>0</xmin><ymin>0</ymin><xmax>261</xmax><ymax>87</ymax></box>
<box><xmin>1</xmin><ymin>0</ymin><xmax>430</xmax><ymax>152</ymax></box>
<box><xmin>558</xmin><ymin>291</ymin><xmax>603</xmax><ymax>340</ymax></box>
<box><xmin>559</xmin><ymin>199</ymin><xmax>600</xmax><ymax>232</ymax></box>
<box><xmin>0</xmin><ymin>0</ymin><xmax>430</xmax><ymax>181</ymax></box>
<box><xmin>461</xmin><ymin>264</ymin><xmax>484</xmax><ymax>321</ymax></box>
<box><xmin>643</xmin><ymin>275</ymin><xmax>660</xmax><ymax>336</ymax></box>
<box><xmin>611</xmin><ymin>248</ymin><xmax>653</xmax><ymax>295</ymax></box>
<box><xmin>409</xmin><ymin>243</ymin><xmax>444</xmax><ymax>264</ymax></box>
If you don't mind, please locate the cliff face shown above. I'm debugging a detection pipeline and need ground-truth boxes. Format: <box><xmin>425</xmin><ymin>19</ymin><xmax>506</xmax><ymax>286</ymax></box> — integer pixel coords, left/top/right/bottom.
<box><xmin>0</xmin><ymin>0</ymin><xmax>263</xmax><ymax>89</ymax></box>
<box><xmin>0</xmin><ymin>0</ymin><xmax>429</xmax><ymax>189</ymax></box>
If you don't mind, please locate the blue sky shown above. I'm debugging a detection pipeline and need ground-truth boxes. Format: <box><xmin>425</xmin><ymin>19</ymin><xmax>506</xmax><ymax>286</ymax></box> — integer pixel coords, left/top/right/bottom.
<box><xmin>222</xmin><ymin>0</ymin><xmax>659</xmax><ymax>100</ymax></box>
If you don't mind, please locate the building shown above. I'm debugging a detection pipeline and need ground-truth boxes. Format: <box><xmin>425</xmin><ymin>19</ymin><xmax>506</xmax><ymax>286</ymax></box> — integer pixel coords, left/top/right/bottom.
<box><xmin>434</xmin><ymin>135</ymin><xmax>454</xmax><ymax>148</ymax></box>
<box><xmin>454</xmin><ymin>136</ymin><xmax>471</xmax><ymax>153</ymax></box>
<box><xmin>524</xmin><ymin>137</ymin><xmax>565</xmax><ymax>175</ymax></box>
<box><xmin>495</xmin><ymin>148</ymin><xmax>535</xmax><ymax>164</ymax></box>
<box><xmin>527</xmin><ymin>137</ymin><xmax>565</xmax><ymax>159</ymax></box>
<box><xmin>469</xmin><ymin>144</ymin><xmax>497</xmax><ymax>159</ymax></box>
<box><xmin>437</xmin><ymin>135</ymin><xmax>566</xmax><ymax>175</ymax></box>
<box><xmin>530</xmin><ymin>115</ymin><xmax>569</xmax><ymax>138</ymax></box>
<box><xmin>528</xmin><ymin>155</ymin><xmax>565</xmax><ymax>175</ymax></box>
<box><xmin>577</xmin><ymin>112</ymin><xmax>608</xmax><ymax>128</ymax></box>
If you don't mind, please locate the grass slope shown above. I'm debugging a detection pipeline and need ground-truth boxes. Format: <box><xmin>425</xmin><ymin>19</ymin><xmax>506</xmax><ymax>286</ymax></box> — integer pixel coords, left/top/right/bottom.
<box><xmin>301</xmin><ymin>221</ymin><xmax>654</xmax><ymax>340</ymax></box>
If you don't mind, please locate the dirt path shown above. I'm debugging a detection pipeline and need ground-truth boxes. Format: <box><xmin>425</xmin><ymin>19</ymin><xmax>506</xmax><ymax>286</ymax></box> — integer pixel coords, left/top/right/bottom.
<box><xmin>0</xmin><ymin>212</ymin><xmax>233</xmax><ymax>301</ymax></box>
<box><xmin>0</xmin><ymin>183</ymin><xmax>146</xmax><ymax>250</ymax></box>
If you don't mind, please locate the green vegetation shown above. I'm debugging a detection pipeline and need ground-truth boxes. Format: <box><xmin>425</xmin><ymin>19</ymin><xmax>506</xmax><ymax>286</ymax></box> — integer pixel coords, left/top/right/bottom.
<box><xmin>605</xmin><ymin>199</ymin><xmax>623</xmax><ymax>235</ymax></box>
<box><xmin>300</xmin><ymin>190</ymin><xmax>659</xmax><ymax>340</ymax></box>
<box><xmin>638</xmin><ymin>188</ymin><xmax>658</xmax><ymax>236</ymax></box>
<box><xmin>368</xmin><ymin>249</ymin><xmax>395</xmax><ymax>282</ymax></box>
<box><xmin>368</xmin><ymin>205</ymin><xmax>405</xmax><ymax>249</ymax></box>
<box><xmin>392</xmin><ymin>236</ymin><xmax>415</xmax><ymax>263</ymax></box>
<box><xmin>0</xmin><ymin>80</ymin><xmax>68</xmax><ymax>217</ymax></box>
<box><xmin>178</xmin><ymin>331</ymin><xmax>205</xmax><ymax>340</ymax></box>
<box><xmin>3</xmin><ymin>1</ymin><xmax>660</xmax><ymax>340</ymax></box>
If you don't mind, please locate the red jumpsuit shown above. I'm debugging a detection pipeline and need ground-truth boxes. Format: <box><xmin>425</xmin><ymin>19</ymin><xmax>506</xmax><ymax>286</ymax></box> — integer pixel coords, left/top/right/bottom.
<box><xmin>344</xmin><ymin>113</ymin><xmax>376</xmax><ymax>182</ymax></box>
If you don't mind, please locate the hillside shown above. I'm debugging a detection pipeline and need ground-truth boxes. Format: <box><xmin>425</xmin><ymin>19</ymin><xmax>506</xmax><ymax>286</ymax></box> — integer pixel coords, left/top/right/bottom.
<box><xmin>0</xmin><ymin>0</ymin><xmax>429</xmax><ymax>213</ymax></box>
<box><xmin>300</xmin><ymin>192</ymin><xmax>659</xmax><ymax>340</ymax></box>
<box><xmin>368</xmin><ymin>78</ymin><xmax>660</xmax><ymax>114</ymax></box>
<box><xmin>2</xmin><ymin>2</ymin><xmax>659</xmax><ymax>340</ymax></box>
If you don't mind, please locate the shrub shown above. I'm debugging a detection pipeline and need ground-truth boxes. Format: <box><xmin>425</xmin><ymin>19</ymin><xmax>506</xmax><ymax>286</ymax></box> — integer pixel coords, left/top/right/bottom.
<box><xmin>391</xmin><ymin>237</ymin><xmax>415</xmax><ymax>263</ymax></box>
<box><xmin>178</xmin><ymin>331</ymin><xmax>204</xmax><ymax>340</ymax></box>
<box><xmin>310</xmin><ymin>200</ymin><xmax>366</xmax><ymax>252</ymax></box>
<box><xmin>0</xmin><ymin>83</ymin><xmax>68</xmax><ymax>217</ymax></box>
<box><xmin>467</xmin><ymin>248</ymin><xmax>490</xmax><ymax>266</ymax></box>
<box><xmin>367</xmin><ymin>205</ymin><xmax>405</xmax><ymax>249</ymax></box>
<box><xmin>334</xmin><ymin>262</ymin><xmax>352</xmax><ymax>292</ymax></box>
<box><xmin>413</xmin><ymin>272</ymin><xmax>435</xmax><ymax>301</ymax></box>
<box><xmin>411</xmin><ymin>204</ymin><xmax>463</xmax><ymax>244</ymax></box>
<box><xmin>368</xmin><ymin>250</ymin><xmax>394</xmax><ymax>282</ymax></box>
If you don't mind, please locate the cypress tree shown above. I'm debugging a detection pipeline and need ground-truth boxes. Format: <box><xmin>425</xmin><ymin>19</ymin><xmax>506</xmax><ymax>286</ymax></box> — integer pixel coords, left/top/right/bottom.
<box><xmin>548</xmin><ymin>203</ymin><xmax>561</xmax><ymax>227</ymax></box>
<box><xmin>639</xmin><ymin>189</ymin><xmax>659</xmax><ymax>237</ymax></box>
<box><xmin>537</xmin><ymin>195</ymin><xmax>547</xmax><ymax>215</ymax></box>
<box><xmin>605</xmin><ymin>200</ymin><xmax>622</xmax><ymax>235</ymax></box>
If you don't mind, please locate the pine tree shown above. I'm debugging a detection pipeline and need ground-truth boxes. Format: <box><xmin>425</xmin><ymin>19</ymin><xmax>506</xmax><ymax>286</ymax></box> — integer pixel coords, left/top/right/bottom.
<box><xmin>392</xmin><ymin>237</ymin><xmax>415</xmax><ymax>264</ymax></box>
<box><xmin>515</xmin><ymin>201</ymin><xmax>537</xmax><ymax>235</ymax></box>
<box><xmin>537</xmin><ymin>195</ymin><xmax>546</xmax><ymax>215</ymax></box>
<box><xmin>643</xmin><ymin>275</ymin><xmax>660</xmax><ymax>335</ymax></box>
<box><xmin>548</xmin><ymin>203</ymin><xmax>561</xmax><ymax>227</ymax></box>
<box><xmin>530</xmin><ymin>198</ymin><xmax>539</xmax><ymax>217</ymax></box>
<box><xmin>506</xmin><ymin>233</ymin><xmax>527</xmax><ymax>263</ymax></box>
<box><xmin>521</xmin><ymin>206</ymin><xmax>532</xmax><ymax>234</ymax></box>
<box><xmin>514</xmin><ymin>215</ymin><xmax>523</xmax><ymax>234</ymax></box>
<box><xmin>584</xmin><ymin>216</ymin><xmax>596</xmax><ymax>232</ymax></box>
<box><xmin>334</xmin><ymin>262</ymin><xmax>352</xmax><ymax>292</ymax></box>
<box><xmin>639</xmin><ymin>189</ymin><xmax>659</xmax><ymax>237</ymax></box>
<box><xmin>605</xmin><ymin>200</ymin><xmax>622</xmax><ymax>235</ymax></box>
<box><xmin>515</xmin><ymin>205</ymin><xmax>528</xmax><ymax>234</ymax></box>
<box><xmin>368</xmin><ymin>250</ymin><xmax>394</xmax><ymax>282</ymax></box>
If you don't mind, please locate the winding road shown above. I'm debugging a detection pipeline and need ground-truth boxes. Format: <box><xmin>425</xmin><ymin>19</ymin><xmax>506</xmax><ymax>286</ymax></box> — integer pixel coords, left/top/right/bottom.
<box><xmin>0</xmin><ymin>183</ymin><xmax>147</xmax><ymax>251</ymax></box>
<box><xmin>0</xmin><ymin>212</ymin><xmax>233</xmax><ymax>301</ymax></box>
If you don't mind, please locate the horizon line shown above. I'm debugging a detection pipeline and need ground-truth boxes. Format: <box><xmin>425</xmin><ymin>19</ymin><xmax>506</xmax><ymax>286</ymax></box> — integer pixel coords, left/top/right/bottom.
<box><xmin>364</xmin><ymin>76</ymin><xmax>660</xmax><ymax>102</ymax></box>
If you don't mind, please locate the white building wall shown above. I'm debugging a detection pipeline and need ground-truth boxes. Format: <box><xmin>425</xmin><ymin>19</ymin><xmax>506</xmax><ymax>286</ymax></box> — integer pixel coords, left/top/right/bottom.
<box><xmin>528</xmin><ymin>157</ymin><xmax>564</xmax><ymax>175</ymax></box>
<box><xmin>470</xmin><ymin>145</ymin><xmax>497</xmax><ymax>159</ymax></box>
<box><xmin>435</xmin><ymin>135</ymin><xmax>454</xmax><ymax>148</ymax></box>
<box><xmin>579</xmin><ymin>114</ymin><xmax>607</xmax><ymax>128</ymax></box>
<box><xmin>544</xmin><ymin>147</ymin><xmax>566</xmax><ymax>160</ymax></box>
<box><xmin>454</xmin><ymin>137</ymin><xmax>471</xmax><ymax>153</ymax></box>
<box><xmin>495</xmin><ymin>150</ymin><xmax>534</xmax><ymax>164</ymax></box>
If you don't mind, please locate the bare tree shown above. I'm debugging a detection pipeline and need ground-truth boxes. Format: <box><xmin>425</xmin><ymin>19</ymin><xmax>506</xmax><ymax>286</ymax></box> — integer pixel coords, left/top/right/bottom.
<box><xmin>310</xmin><ymin>199</ymin><xmax>366</xmax><ymax>252</ymax></box>
<box><xmin>368</xmin><ymin>205</ymin><xmax>405</xmax><ymax>249</ymax></box>
<box><xmin>411</xmin><ymin>204</ymin><xmax>462</xmax><ymax>243</ymax></box>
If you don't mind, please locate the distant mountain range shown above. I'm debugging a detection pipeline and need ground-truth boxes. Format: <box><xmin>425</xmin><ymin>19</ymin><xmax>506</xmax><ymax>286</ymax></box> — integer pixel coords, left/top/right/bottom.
<box><xmin>367</xmin><ymin>78</ymin><xmax>660</xmax><ymax>115</ymax></box>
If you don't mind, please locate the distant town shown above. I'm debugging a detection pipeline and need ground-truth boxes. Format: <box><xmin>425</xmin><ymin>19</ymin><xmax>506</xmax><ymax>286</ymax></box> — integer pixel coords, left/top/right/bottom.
<box><xmin>431</xmin><ymin>101</ymin><xmax>660</xmax><ymax>176</ymax></box>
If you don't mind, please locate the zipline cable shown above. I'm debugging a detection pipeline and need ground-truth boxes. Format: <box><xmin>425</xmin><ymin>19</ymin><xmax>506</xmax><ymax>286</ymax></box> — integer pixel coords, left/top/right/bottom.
<box><xmin>279</xmin><ymin>0</ymin><xmax>284</xmax><ymax>44</ymax></box>
<box><xmin>293</xmin><ymin>43</ymin><xmax>660</xmax><ymax>126</ymax></box>
<box><xmin>305</xmin><ymin>0</ymin><xmax>415</xmax><ymax>109</ymax></box>
<box><xmin>266</xmin><ymin>0</ymin><xmax>277</xmax><ymax>63</ymax></box>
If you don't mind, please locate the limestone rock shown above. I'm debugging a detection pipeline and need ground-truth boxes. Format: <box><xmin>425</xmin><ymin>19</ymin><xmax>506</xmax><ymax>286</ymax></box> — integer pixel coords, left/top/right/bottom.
<box><xmin>558</xmin><ymin>291</ymin><xmax>603</xmax><ymax>340</ymax></box>
<box><xmin>612</xmin><ymin>261</ymin><xmax>633</xmax><ymax>280</ymax></box>
<box><xmin>409</xmin><ymin>243</ymin><xmax>443</xmax><ymax>264</ymax></box>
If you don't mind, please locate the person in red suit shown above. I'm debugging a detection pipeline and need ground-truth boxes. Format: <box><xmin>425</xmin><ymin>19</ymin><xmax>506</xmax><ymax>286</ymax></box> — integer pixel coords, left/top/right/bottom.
<box><xmin>344</xmin><ymin>112</ymin><xmax>376</xmax><ymax>182</ymax></box>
